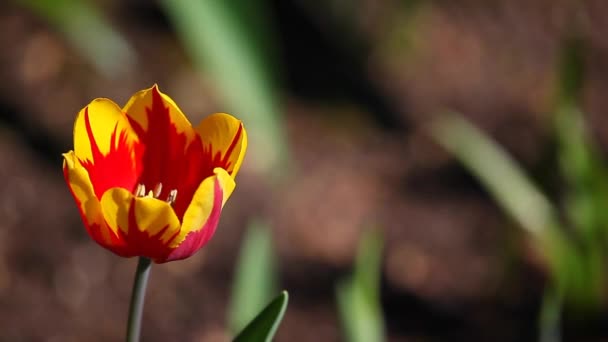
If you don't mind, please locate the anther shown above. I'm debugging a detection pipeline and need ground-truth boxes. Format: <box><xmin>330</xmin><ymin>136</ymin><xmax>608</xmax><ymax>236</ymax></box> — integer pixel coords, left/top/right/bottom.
<box><xmin>135</xmin><ymin>184</ymin><xmax>146</xmax><ymax>197</ymax></box>
<box><xmin>153</xmin><ymin>183</ymin><xmax>163</xmax><ymax>198</ymax></box>
<box><xmin>166</xmin><ymin>189</ymin><xmax>178</xmax><ymax>205</ymax></box>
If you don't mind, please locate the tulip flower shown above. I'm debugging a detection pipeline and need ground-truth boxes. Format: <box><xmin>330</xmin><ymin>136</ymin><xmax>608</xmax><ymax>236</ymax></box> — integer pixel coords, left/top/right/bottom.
<box><xmin>63</xmin><ymin>85</ymin><xmax>247</xmax><ymax>263</ymax></box>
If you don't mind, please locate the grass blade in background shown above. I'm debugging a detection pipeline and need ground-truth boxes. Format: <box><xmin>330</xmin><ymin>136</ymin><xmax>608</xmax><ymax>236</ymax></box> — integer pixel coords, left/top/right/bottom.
<box><xmin>554</xmin><ymin>35</ymin><xmax>608</xmax><ymax>243</ymax></box>
<box><xmin>431</xmin><ymin>112</ymin><xmax>603</xmax><ymax>307</ymax></box>
<box><xmin>553</xmin><ymin>103</ymin><xmax>607</xmax><ymax>305</ymax></box>
<box><xmin>228</xmin><ymin>220</ymin><xmax>277</xmax><ymax>334</ymax></box>
<box><xmin>431</xmin><ymin>114</ymin><xmax>558</xmax><ymax>239</ymax></box>
<box><xmin>550</xmin><ymin>34</ymin><xmax>608</xmax><ymax>308</ymax></box>
<box><xmin>14</xmin><ymin>0</ymin><xmax>135</xmax><ymax>78</ymax></box>
<box><xmin>538</xmin><ymin>286</ymin><xmax>562</xmax><ymax>342</ymax></box>
<box><xmin>336</xmin><ymin>230</ymin><xmax>385</xmax><ymax>342</ymax></box>
<box><xmin>233</xmin><ymin>291</ymin><xmax>289</xmax><ymax>342</ymax></box>
<box><xmin>161</xmin><ymin>0</ymin><xmax>290</xmax><ymax>176</ymax></box>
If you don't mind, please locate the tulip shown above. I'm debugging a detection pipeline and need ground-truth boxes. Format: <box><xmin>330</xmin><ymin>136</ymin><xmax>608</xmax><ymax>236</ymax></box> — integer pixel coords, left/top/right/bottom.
<box><xmin>63</xmin><ymin>85</ymin><xmax>247</xmax><ymax>263</ymax></box>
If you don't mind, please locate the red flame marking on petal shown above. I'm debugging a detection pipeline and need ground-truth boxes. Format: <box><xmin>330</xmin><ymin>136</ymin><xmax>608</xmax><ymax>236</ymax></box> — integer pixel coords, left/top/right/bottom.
<box><xmin>80</xmin><ymin>108</ymin><xmax>142</xmax><ymax>199</ymax></box>
<box><xmin>128</xmin><ymin>88</ymin><xmax>207</xmax><ymax>221</ymax></box>
<box><xmin>114</xmin><ymin>197</ymin><xmax>174</xmax><ymax>260</ymax></box>
<box><xmin>219</xmin><ymin>123</ymin><xmax>243</xmax><ymax>174</ymax></box>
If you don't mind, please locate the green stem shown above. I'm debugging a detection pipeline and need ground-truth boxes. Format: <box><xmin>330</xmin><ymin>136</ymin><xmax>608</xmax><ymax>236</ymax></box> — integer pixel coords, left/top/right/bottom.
<box><xmin>126</xmin><ymin>257</ymin><xmax>152</xmax><ymax>342</ymax></box>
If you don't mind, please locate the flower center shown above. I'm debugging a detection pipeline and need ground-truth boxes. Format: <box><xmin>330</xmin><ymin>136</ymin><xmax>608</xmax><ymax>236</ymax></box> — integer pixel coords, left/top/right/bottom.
<box><xmin>134</xmin><ymin>182</ymin><xmax>178</xmax><ymax>205</ymax></box>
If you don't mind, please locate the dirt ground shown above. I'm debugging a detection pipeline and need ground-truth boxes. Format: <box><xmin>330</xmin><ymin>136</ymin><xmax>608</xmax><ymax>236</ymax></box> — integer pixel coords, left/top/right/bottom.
<box><xmin>1</xmin><ymin>1</ymin><xmax>608</xmax><ymax>341</ymax></box>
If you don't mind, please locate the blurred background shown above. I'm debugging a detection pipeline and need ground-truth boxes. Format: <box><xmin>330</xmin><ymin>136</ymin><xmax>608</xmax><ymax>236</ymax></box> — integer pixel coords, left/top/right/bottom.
<box><xmin>2</xmin><ymin>0</ymin><xmax>608</xmax><ymax>341</ymax></box>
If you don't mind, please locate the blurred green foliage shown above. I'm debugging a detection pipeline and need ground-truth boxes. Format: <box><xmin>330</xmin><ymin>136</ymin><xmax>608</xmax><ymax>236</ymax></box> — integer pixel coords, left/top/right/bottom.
<box><xmin>432</xmin><ymin>32</ymin><xmax>607</xmax><ymax>325</ymax></box>
<box><xmin>336</xmin><ymin>230</ymin><xmax>385</xmax><ymax>342</ymax></box>
<box><xmin>539</xmin><ymin>287</ymin><xmax>562</xmax><ymax>342</ymax></box>
<box><xmin>228</xmin><ymin>220</ymin><xmax>278</xmax><ymax>334</ymax></box>
<box><xmin>13</xmin><ymin>0</ymin><xmax>135</xmax><ymax>77</ymax></box>
<box><xmin>550</xmin><ymin>35</ymin><xmax>608</xmax><ymax>309</ymax></box>
<box><xmin>432</xmin><ymin>113</ymin><xmax>558</xmax><ymax>239</ymax></box>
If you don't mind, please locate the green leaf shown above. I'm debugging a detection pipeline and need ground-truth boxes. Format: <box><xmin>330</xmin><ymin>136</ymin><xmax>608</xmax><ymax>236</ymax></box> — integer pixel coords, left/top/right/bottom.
<box><xmin>336</xmin><ymin>230</ymin><xmax>385</xmax><ymax>342</ymax></box>
<box><xmin>233</xmin><ymin>291</ymin><xmax>289</xmax><ymax>342</ymax></box>
<box><xmin>538</xmin><ymin>286</ymin><xmax>562</xmax><ymax>342</ymax></box>
<box><xmin>352</xmin><ymin>230</ymin><xmax>383</xmax><ymax>304</ymax></box>
<box><xmin>228</xmin><ymin>220</ymin><xmax>277</xmax><ymax>333</ymax></box>
<box><xmin>551</xmin><ymin>37</ymin><xmax>608</xmax><ymax>307</ymax></box>
<box><xmin>554</xmin><ymin>104</ymin><xmax>608</xmax><ymax>241</ymax></box>
<box><xmin>553</xmin><ymin>36</ymin><xmax>608</xmax><ymax>246</ymax></box>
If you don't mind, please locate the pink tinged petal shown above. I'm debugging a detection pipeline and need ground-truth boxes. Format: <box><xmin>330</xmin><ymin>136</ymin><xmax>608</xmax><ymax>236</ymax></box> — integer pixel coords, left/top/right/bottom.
<box><xmin>163</xmin><ymin>169</ymin><xmax>235</xmax><ymax>262</ymax></box>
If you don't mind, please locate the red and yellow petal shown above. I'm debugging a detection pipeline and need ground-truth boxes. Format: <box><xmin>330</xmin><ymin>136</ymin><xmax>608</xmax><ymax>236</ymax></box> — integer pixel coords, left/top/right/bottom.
<box><xmin>195</xmin><ymin>113</ymin><xmax>247</xmax><ymax>178</ymax></box>
<box><xmin>63</xmin><ymin>151</ymin><xmax>128</xmax><ymax>253</ymax></box>
<box><xmin>99</xmin><ymin>188</ymin><xmax>182</xmax><ymax>261</ymax></box>
<box><xmin>164</xmin><ymin>168</ymin><xmax>235</xmax><ymax>262</ymax></box>
<box><xmin>73</xmin><ymin>99</ymin><xmax>142</xmax><ymax>199</ymax></box>
<box><xmin>122</xmin><ymin>84</ymin><xmax>196</xmax><ymax>143</ymax></box>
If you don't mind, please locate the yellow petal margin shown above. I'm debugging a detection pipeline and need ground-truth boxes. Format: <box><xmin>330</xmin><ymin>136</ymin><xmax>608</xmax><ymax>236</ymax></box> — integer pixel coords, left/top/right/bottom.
<box><xmin>170</xmin><ymin>168</ymin><xmax>235</xmax><ymax>248</ymax></box>
<box><xmin>195</xmin><ymin>113</ymin><xmax>247</xmax><ymax>178</ymax></box>
<box><xmin>63</xmin><ymin>152</ymin><xmax>103</xmax><ymax>227</ymax></box>
<box><xmin>63</xmin><ymin>151</ymin><xmax>123</xmax><ymax>246</ymax></box>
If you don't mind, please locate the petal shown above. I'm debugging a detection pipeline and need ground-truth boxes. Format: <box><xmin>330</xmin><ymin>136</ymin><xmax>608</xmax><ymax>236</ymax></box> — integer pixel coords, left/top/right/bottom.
<box><xmin>194</xmin><ymin>113</ymin><xmax>247</xmax><ymax>178</ymax></box>
<box><xmin>122</xmin><ymin>84</ymin><xmax>196</xmax><ymax>142</ymax></box>
<box><xmin>63</xmin><ymin>151</ymin><xmax>128</xmax><ymax>254</ymax></box>
<box><xmin>122</xmin><ymin>84</ymin><xmax>200</xmax><ymax>208</ymax></box>
<box><xmin>164</xmin><ymin>168</ymin><xmax>235</xmax><ymax>262</ymax></box>
<box><xmin>100</xmin><ymin>188</ymin><xmax>182</xmax><ymax>261</ymax></box>
<box><xmin>73</xmin><ymin>98</ymin><xmax>142</xmax><ymax>199</ymax></box>
<box><xmin>63</xmin><ymin>152</ymin><xmax>101</xmax><ymax>225</ymax></box>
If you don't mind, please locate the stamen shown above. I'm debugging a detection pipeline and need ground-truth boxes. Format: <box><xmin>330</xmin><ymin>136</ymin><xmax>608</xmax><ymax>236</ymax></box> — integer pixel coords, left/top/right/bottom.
<box><xmin>166</xmin><ymin>189</ymin><xmax>178</xmax><ymax>205</ymax></box>
<box><xmin>135</xmin><ymin>183</ymin><xmax>177</xmax><ymax>205</ymax></box>
<box><xmin>153</xmin><ymin>183</ymin><xmax>163</xmax><ymax>198</ymax></box>
<box><xmin>135</xmin><ymin>184</ymin><xmax>146</xmax><ymax>197</ymax></box>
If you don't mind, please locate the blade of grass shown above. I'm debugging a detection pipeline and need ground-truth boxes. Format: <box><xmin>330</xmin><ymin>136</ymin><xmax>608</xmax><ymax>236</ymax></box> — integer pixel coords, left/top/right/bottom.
<box><xmin>228</xmin><ymin>220</ymin><xmax>277</xmax><ymax>334</ymax></box>
<box><xmin>539</xmin><ymin>286</ymin><xmax>562</xmax><ymax>342</ymax></box>
<box><xmin>552</xmin><ymin>35</ymin><xmax>608</xmax><ymax>306</ymax></box>
<box><xmin>336</xmin><ymin>230</ymin><xmax>385</xmax><ymax>342</ymax></box>
<box><xmin>554</xmin><ymin>36</ymin><xmax>608</xmax><ymax>243</ymax></box>
<box><xmin>431</xmin><ymin>113</ymin><xmax>599</xmax><ymax>308</ymax></box>
<box><xmin>431</xmin><ymin>114</ymin><xmax>558</xmax><ymax>238</ymax></box>
<box><xmin>14</xmin><ymin>0</ymin><xmax>135</xmax><ymax>77</ymax></box>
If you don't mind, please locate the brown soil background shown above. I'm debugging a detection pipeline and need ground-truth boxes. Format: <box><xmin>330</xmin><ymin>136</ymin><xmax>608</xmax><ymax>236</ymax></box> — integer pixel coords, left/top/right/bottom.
<box><xmin>1</xmin><ymin>0</ymin><xmax>608</xmax><ymax>341</ymax></box>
